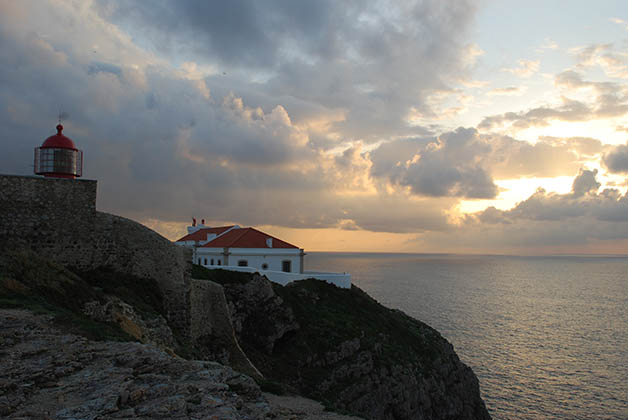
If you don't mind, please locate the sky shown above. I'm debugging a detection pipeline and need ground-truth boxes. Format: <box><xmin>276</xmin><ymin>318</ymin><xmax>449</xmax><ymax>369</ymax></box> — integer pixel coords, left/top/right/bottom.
<box><xmin>1</xmin><ymin>0</ymin><xmax>628</xmax><ymax>254</ymax></box>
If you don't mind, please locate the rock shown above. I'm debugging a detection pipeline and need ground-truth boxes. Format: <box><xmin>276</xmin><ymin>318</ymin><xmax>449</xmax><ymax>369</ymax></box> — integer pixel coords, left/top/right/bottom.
<box><xmin>217</xmin><ymin>277</ymin><xmax>491</xmax><ymax>420</ymax></box>
<box><xmin>83</xmin><ymin>296</ymin><xmax>175</xmax><ymax>349</ymax></box>
<box><xmin>0</xmin><ymin>308</ymin><xmax>365</xmax><ymax>420</ymax></box>
<box><xmin>0</xmin><ymin>309</ymin><xmax>269</xmax><ymax>420</ymax></box>
<box><xmin>221</xmin><ymin>274</ymin><xmax>300</xmax><ymax>355</ymax></box>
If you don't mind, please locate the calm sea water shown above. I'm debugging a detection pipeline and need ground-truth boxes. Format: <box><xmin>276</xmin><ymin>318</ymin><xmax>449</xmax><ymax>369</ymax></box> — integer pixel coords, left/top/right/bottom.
<box><xmin>306</xmin><ymin>253</ymin><xmax>628</xmax><ymax>420</ymax></box>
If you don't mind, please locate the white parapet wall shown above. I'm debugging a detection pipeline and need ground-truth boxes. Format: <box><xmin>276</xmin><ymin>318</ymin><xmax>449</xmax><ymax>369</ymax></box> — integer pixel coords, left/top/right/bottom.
<box><xmin>205</xmin><ymin>265</ymin><xmax>352</xmax><ymax>289</ymax></box>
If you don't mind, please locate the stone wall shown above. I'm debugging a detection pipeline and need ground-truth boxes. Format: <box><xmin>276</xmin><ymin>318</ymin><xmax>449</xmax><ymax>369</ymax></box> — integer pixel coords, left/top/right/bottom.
<box><xmin>0</xmin><ymin>175</ymin><xmax>97</xmax><ymax>258</ymax></box>
<box><xmin>0</xmin><ymin>174</ymin><xmax>191</xmax><ymax>337</ymax></box>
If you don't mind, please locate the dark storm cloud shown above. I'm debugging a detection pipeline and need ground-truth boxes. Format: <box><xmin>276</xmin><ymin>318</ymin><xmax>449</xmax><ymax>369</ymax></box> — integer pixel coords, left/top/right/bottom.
<box><xmin>97</xmin><ymin>0</ymin><xmax>335</xmax><ymax>68</ymax></box>
<box><xmin>97</xmin><ymin>0</ymin><xmax>478</xmax><ymax>141</ymax></box>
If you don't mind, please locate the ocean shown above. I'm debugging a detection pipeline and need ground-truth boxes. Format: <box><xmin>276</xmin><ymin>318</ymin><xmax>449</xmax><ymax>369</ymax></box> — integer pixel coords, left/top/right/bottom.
<box><xmin>306</xmin><ymin>253</ymin><xmax>628</xmax><ymax>420</ymax></box>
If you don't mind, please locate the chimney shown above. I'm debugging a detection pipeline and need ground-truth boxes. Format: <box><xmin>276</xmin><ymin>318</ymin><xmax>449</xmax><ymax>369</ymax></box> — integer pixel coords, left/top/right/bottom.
<box><xmin>188</xmin><ymin>217</ymin><xmax>201</xmax><ymax>234</ymax></box>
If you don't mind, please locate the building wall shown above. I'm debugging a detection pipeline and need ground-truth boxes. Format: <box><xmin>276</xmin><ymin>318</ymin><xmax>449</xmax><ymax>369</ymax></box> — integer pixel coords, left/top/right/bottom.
<box><xmin>216</xmin><ymin>266</ymin><xmax>352</xmax><ymax>289</ymax></box>
<box><xmin>195</xmin><ymin>247</ymin><xmax>302</xmax><ymax>273</ymax></box>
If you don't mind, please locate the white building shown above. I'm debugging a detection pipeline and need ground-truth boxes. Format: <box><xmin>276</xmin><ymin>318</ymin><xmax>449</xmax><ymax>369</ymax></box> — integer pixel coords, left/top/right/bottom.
<box><xmin>175</xmin><ymin>222</ymin><xmax>351</xmax><ymax>289</ymax></box>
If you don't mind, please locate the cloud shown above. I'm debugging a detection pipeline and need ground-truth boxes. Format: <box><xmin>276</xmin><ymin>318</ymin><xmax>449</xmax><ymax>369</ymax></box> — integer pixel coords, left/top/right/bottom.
<box><xmin>501</xmin><ymin>59</ymin><xmax>540</xmax><ymax>78</ymax></box>
<box><xmin>610</xmin><ymin>17</ymin><xmax>628</xmax><ymax>31</ymax></box>
<box><xmin>489</xmin><ymin>135</ymin><xmax>603</xmax><ymax>178</ymax></box>
<box><xmin>571</xmin><ymin>43</ymin><xmax>628</xmax><ymax>78</ymax></box>
<box><xmin>572</xmin><ymin>168</ymin><xmax>601</xmax><ymax>196</ymax></box>
<box><xmin>1</xmin><ymin>0</ymin><xmax>485</xmax><ymax>238</ymax></box>
<box><xmin>96</xmin><ymin>0</ymin><xmax>479</xmax><ymax>141</ymax></box>
<box><xmin>478</xmin><ymin>71</ymin><xmax>628</xmax><ymax>131</ymax></box>
<box><xmin>417</xmin><ymin>169</ymin><xmax>628</xmax><ymax>252</ymax></box>
<box><xmin>370</xmin><ymin>128</ymin><xmax>497</xmax><ymax>199</ymax></box>
<box><xmin>370</xmin><ymin>129</ymin><xmax>602</xmax><ymax>192</ymax></box>
<box><xmin>603</xmin><ymin>144</ymin><xmax>628</xmax><ymax>173</ymax></box>
<box><xmin>87</xmin><ymin>61</ymin><xmax>123</xmax><ymax>78</ymax></box>
<box><xmin>487</xmin><ymin>86</ymin><xmax>526</xmax><ymax>96</ymax></box>
<box><xmin>537</xmin><ymin>38</ymin><xmax>558</xmax><ymax>51</ymax></box>
<box><xmin>470</xmin><ymin>169</ymin><xmax>624</xmax><ymax>224</ymax></box>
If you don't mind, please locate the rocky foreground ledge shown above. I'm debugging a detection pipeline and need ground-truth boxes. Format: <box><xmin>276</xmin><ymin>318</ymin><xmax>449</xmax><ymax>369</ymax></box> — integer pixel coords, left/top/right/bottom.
<box><xmin>0</xmin><ymin>309</ymin><xmax>361</xmax><ymax>420</ymax></box>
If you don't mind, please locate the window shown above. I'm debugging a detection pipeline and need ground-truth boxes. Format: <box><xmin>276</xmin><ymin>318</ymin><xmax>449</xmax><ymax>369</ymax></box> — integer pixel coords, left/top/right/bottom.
<box><xmin>211</xmin><ymin>259</ymin><xmax>214</xmax><ymax>265</ymax></box>
<box><xmin>217</xmin><ymin>260</ymin><xmax>221</xmax><ymax>266</ymax></box>
<box><xmin>282</xmin><ymin>260</ymin><xmax>291</xmax><ymax>273</ymax></box>
<box><xmin>238</xmin><ymin>260</ymin><xmax>248</xmax><ymax>267</ymax></box>
<box><xmin>261</xmin><ymin>263</ymin><xmax>268</xmax><ymax>270</ymax></box>
<box><xmin>204</xmin><ymin>258</ymin><xmax>207</xmax><ymax>265</ymax></box>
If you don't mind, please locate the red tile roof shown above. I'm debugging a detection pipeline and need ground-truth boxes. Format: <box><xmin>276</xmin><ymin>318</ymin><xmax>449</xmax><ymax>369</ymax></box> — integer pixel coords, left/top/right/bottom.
<box><xmin>175</xmin><ymin>226</ymin><xmax>235</xmax><ymax>243</ymax></box>
<box><xmin>201</xmin><ymin>227</ymin><xmax>299</xmax><ymax>249</ymax></box>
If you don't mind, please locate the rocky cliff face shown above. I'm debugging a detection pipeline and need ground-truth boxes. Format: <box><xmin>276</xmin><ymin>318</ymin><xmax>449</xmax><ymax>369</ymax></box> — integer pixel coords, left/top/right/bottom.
<box><xmin>204</xmin><ymin>271</ymin><xmax>490</xmax><ymax>420</ymax></box>
<box><xmin>0</xmin><ymin>309</ymin><xmax>363</xmax><ymax>420</ymax></box>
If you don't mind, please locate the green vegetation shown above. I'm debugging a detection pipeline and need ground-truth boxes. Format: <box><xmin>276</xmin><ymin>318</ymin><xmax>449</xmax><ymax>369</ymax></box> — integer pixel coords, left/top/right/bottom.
<box><xmin>214</xmin><ymin>272</ymin><xmax>446</xmax><ymax>406</ymax></box>
<box><xmin>272</xmin><ymin>279</ymin><xmax>442</xmax><ymax>367</ymax></box>
<box><xmin>191</xmin><ymin>263</ymin><xmax>253</xmax><ymax>284</ymax></box>
<box><xmin>0</xmin><ymin>251</ymin><xmax>161</xmax><ymax>342</ymax></box>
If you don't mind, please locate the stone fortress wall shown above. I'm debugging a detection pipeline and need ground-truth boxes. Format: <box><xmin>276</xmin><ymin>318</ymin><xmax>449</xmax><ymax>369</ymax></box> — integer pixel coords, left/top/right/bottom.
<box><xmin>0</xmin><ymin>174</ymin><xmax>256</xmax><ymax>375</ymax></box>
<box><xmin>0</xmin><ymin>174</ymin><xmax>190</xmax><ymax>335</ymax></box>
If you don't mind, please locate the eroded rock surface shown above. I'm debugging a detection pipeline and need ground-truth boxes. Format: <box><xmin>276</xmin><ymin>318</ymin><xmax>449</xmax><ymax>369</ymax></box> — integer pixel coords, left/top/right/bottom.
<box><xmin>0</xmin><ymin>309</ymin><xmax>363</xmax><ymax>420</ymax></box>
<box><xmin>0</xmin><ymin>309</ymin><xmax>265</xmax><ymax>419</ymax></box>
<box><xmin>83</xmin><ymin>296</ymin><xmax>175</xmax><ymax>349</ymax></box>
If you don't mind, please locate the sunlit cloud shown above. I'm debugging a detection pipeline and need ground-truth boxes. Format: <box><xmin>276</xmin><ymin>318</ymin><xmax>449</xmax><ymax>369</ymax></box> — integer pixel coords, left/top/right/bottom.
<box><xmin>501</xmin><ymin>59</ymin><xmax>540</xmax><ymax>78</ymax></box>
<box><xmin>571</xmin><ymin>43</ymin><xmax>628</xmax><ymax>79</ymax></box>
<box><xmin>537</xmin><ymin>38</ymin><xmax>559</xmax><ymax>52</ymax></box>
<box><xmin>487</xmin><ymin>86</ymin><xmax>527</xmax><ymax>96</ymax></box>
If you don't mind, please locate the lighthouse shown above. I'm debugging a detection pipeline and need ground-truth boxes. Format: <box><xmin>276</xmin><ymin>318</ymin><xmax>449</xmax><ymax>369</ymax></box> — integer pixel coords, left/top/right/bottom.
<box><xmin>34</xmin><ymin>124</ymin><xmax>83</xmax><ymax>179</ymax></box>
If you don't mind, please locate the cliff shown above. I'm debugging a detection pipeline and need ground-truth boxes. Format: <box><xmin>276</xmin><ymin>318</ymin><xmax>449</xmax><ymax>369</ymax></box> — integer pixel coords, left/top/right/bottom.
<box><xmin>0</xmin><ymin>174</ymin><xmax>490</xmax><ymax>419</ymax></box>
<box><xmin>194</xmin><ymin>268</ymin><xmax>491</xmax><ymax>420</ymax></box>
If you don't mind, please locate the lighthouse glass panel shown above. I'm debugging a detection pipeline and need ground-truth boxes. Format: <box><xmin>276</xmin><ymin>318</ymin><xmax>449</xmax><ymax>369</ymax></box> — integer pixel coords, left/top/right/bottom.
<box><xmin>35</xmin><ymin>148</ymin><xmax>82</xmax><ymax>176</ymax></box>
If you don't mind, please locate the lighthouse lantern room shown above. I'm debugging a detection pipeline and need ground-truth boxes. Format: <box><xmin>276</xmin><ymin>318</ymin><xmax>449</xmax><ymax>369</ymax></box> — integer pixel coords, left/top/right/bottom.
<box><xmin>34</xmin><ymin>124</ymin><xmax>83</xmax><ymax>179</ymax></box>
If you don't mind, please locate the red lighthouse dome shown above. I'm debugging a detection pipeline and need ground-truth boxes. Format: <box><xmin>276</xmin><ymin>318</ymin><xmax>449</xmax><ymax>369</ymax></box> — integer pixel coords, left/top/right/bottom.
<box><xmin>34</xmin><ymin>124</ymin><xmax>83</xmax><ymax>179</ymax></box>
